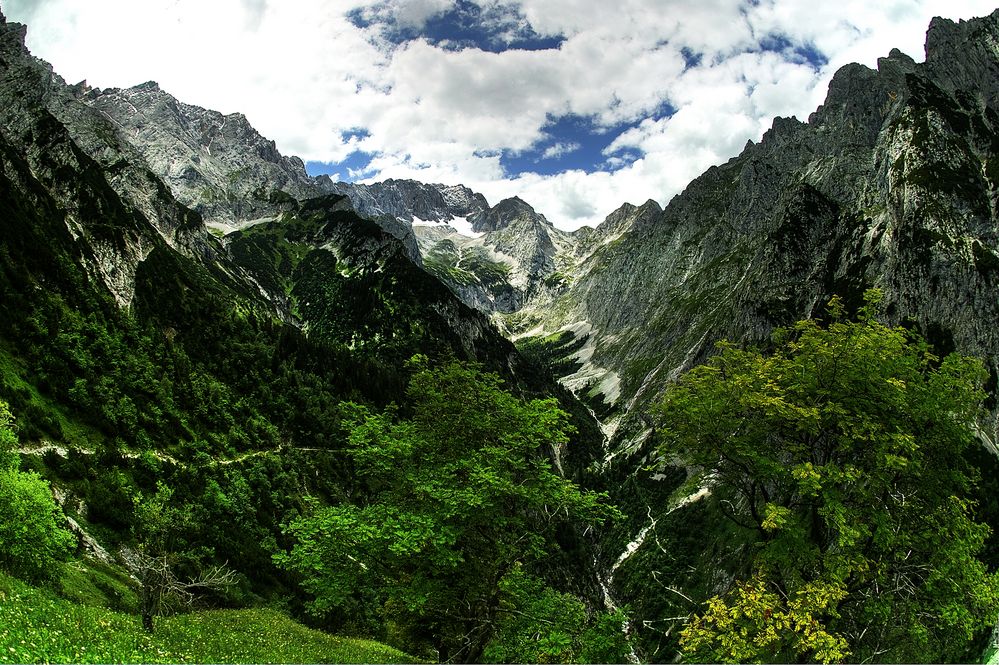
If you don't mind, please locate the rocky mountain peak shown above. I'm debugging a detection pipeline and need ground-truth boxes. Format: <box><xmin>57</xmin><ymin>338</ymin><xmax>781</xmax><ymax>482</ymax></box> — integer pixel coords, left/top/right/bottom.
<box><xmin>803</xmin><ymin>62</ymin><xmax>888</xmax><ymax>146</ymax></box>
<box><xmin>439</xmin><ymin>183</ymin><xmax>490</xmax><ymax>213</ymax></box>
<box><xmin>925</xmin><ymin>10</ymin><xmax>999</xmax><ymax>59</ymax></box>
<box><xmin>332</xmin><ymin>178</ymin><xmax>489</xmax><ymax>225</ymax></box>
<box><xmin>471</xmin><ymin>195</ymin><xmax>548</xmax><ymax>233</ymax></box>
<box><xmin>81</xmin><ymin>81</ymin><xmax>334</xmax><ymax>232</ymax></box>
<box><xmin>591</xmin><ymin>198</ymin><xmax>662</xmax><ymax>238</ymax></box>
<box><xmin>133</xmin><ymin>80</ymin><xmax>162</xmax><ymax>92</ymax></box>
<box><xmin>924</xmin><ymin>9</ymin><xmax>999</xmax><ymax>108</ymax></box>
<box><xmin>0</xmin><ymin>13</ymin><xmax>28</xmax><ymax>58</ymax></box>
<box><xmin>880</xmin><ymin>47</ymin><xmax>917</xmax><ymax>69</ymax></box>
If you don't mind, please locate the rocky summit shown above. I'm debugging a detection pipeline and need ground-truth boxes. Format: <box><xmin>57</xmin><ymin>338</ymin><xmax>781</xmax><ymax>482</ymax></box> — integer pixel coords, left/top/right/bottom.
<box><xmin>82</xmin><ymin>81</ymin><xmax>330</xmax><ymax>232</ymax></box>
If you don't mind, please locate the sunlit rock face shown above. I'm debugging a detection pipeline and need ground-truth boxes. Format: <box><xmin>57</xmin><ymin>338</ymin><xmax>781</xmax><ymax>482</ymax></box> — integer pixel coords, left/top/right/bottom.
<box><xmin>518</xmin><ymin>10</ymin><xmax>999</xmax><ymax>452</ymax></box>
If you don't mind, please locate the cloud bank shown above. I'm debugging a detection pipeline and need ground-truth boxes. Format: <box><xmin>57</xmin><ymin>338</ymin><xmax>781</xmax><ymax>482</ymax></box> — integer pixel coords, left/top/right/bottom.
<box><xmin>5</xmin><ymin>0</ymin><xmax>996</xmax><ymax>229</ymax></box>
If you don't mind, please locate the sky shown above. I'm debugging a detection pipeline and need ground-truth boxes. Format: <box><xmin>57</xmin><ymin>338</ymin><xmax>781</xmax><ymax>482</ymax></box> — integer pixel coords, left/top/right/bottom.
<box><xmin>4</xmin><ymin>1</ymin><xmax>997</xmax><ymax>230</ymax></box>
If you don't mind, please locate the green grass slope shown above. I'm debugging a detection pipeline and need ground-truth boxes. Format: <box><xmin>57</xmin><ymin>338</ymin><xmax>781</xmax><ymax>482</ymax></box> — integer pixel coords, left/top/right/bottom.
<box><xmin>0</xmin><ymin>572</ymin><xmax>417</xmax><ymax>664</ymax></box>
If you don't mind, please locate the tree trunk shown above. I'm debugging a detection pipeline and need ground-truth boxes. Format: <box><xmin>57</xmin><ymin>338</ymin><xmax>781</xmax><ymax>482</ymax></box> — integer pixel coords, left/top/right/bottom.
<box><xmin>140</xmin><ymin>585</ymin><xmax>155</xmax><ymax>634</ymax></box>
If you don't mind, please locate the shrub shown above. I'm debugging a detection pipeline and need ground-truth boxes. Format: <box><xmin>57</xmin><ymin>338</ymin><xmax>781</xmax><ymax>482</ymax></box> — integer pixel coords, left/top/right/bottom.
<box><xmin>0</xmin><ymin>467</ymin><xmax>75</xmax><ymax>581</ymax></box>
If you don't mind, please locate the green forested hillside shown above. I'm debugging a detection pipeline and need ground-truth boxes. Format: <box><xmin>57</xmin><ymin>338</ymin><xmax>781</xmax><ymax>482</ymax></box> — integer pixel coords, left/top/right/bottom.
<box><xmin>0</xmin><ymin>42</ymin><xmax>617</xmax><ymax>661</ymax></box>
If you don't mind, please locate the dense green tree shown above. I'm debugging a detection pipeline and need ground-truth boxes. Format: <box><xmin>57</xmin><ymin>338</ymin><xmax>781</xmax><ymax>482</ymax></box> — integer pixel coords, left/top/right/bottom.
<box><xmin>0</xmin><ymin>469</ymin><xmax>76</xmax><ymax>582</ymax></box>
<box><xmin>277</xmin><ymin>357</ymin><xmax>619</xmax><ymax>662</ymax></box>
<box><xmin>0</xmin><ymin>400</ymin><xmax>17</xmax><ymax>470</ymax></box>
<box><xmin>481</xmin><ymin>565</ymin><xmax>631</xmax><ymax>664</ymax></box>
<box><xmin>655</xmin><ymin>292</ymin><xmax>999</xmax><ymax>663</ymax></box>
<box><xmin>0</xmin><ymin>400</ymin><xmax>74</xmax><ymax>581</ymax></box>
<box><xmin>125</xmin><ymin>481</ymin><xmax>235</xmax><ymax>633</ymax></box>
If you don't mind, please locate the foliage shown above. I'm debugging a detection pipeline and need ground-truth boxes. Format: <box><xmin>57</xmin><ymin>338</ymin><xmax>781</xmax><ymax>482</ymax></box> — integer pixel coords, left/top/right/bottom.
<box><xmin>0</xmin><ymin>469</ymin><xmax>75</xmax><ymax>582</ymax></box>
<box><xmin>655</xmin><ymin>291</ymin><xmax>999</xmax><ymax>663</ymax></box>
<box><xmin>126</xmin><ymin>482</ymin><xmax>236</xmax><ymax>633</ymax></box>
<box><xmin>481</xmin><ymin>566</ymin><xmax>631</xmax><ymax>664</ymax></box>
<box><xmin>277</xmin><ymin>358</ymin><xmax>618</xmax><ymax>662</ymax></box>
<box><xmin>0</xmin><ymin>400</ymin><xmax>74</xmax><ymax>582</ymax></box>
<box><xmin>0</xmin><ymin>400</ymin><xmax>16</xmax><ymax>470</ymax></box>
<box><xmin>680</xmin><ymin>572</ymin><xmax>849</xmax><ymax>664</ymax></box>
<box><xmin>0</xmin><ymin>571</ymin><xmax>418</xmax><ymax>664</ymax></box>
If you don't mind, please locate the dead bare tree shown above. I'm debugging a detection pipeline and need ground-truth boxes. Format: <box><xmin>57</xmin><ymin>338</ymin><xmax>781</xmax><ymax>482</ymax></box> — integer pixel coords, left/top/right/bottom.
<box><xmin>120</xmin><ymin>546</ymin><xmax>237</xmax><ymax>633</ymax></box>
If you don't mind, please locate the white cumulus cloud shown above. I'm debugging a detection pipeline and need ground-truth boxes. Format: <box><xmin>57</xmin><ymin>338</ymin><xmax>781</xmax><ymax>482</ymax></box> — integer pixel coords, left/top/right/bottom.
<box><xmin>541</xmin><ymin>142</ymin><xmax>581</xmax><ymax>160</ymax></box>
<box><xmin>4</xmin><ymin>0</ymin><xmax>997</xmax><ymax>229</ymax></box>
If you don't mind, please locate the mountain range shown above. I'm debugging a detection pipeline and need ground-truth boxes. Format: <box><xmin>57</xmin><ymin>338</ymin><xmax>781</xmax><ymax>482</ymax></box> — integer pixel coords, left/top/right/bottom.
<box><xmin>2</xmin><ymin>4</ymin><xmax>999</xmax><ymax>662</ymax></box>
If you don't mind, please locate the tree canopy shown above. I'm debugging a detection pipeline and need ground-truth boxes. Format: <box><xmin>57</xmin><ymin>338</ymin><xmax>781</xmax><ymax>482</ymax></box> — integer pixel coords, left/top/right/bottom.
<box><xmin>276</xmin><ymin>357</ymin><xmax>621</xmax><ymax>663</ymax></box>
<box><xmin>655</xmin><ymin>292</ymin><xmax>999</xmax><ymax>663</ymax></box>
<box><xmin>0</xmin><ymin>399</ymin><xmax>74</xmax><ymax>581</ymax></box>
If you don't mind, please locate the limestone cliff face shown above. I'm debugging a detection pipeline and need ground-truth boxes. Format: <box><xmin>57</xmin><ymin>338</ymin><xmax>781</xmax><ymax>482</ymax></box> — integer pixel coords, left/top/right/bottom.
<box><xmin>572</xmin><ymin>199</ymin><xmax>663</xmax><ymax>261</ymax></box>
<box><xmin>332</xmin><ymin>179</ymin><xmax>488</xmax><ymax>224</ymax></box>
<box><xmin>0</xmin><ymin>14</ymin><xmax>240</xmax><ymax>308</ymax></box>
<box><xmin>82</xmin><ymin>82</ymin><xmax>331</xmax><ymax>232</ymax></box>
<box><xmin>516</xmin><ymin>11</ymin><xmax>999</xmax><ymax>458</ymax></box>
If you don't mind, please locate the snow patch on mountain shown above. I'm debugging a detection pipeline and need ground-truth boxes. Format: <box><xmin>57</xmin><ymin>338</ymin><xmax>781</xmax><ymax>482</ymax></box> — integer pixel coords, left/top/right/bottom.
<box><xmin>411</xmin><ymin>215</ymin><xmax>484</xmax><ymax>239</ymax></box>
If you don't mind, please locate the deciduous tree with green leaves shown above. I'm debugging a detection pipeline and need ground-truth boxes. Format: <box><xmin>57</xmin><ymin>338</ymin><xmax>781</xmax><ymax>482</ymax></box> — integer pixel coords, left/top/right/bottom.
<box><xmin>0</xmin><ymin>400</ymin><xmax>74</xmax><ymax>581</ymax></box>
<box><xmin>0</xmin><ymin>401</ymin><xmax>17</xmax><ymax>470</ymax></box>
<box><xmin>481</xmin><ymin>565</ymin><xmax>631</xmax><ymax>664</ymax></box>
<box><xmin>655</xmin><ymin>291</ymin><xmax>999</xmax><ymax>663</ymax></box>
<box><xmin>125</xmin><ymin>481</ymin><xmax>236</xmax><ymax>633</ymax></box>
<box><xmin>277</xmin><ymin>357</ymin><xmax>619</xmax><ymax>663</ymax></box>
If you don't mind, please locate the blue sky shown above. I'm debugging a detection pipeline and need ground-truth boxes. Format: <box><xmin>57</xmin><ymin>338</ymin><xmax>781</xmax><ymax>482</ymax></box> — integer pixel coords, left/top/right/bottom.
<box><xmin>307</xmin><ymin>111</ymin><xmax>663</xmax><ymax>180</ymax></box>
<box><xmin>299</xmin><ymin>0</ymin><xmax>831</xmax><ymax>183</ymax></box>
<box><xmin>346</xmin><ymin>0</ymin><xmax>566</xmax><ymax>53</ymax></box>
<box><xmin>7</xmin><ymin>0</ymin><xmax>998</xmax><ymax>229</ymax></box>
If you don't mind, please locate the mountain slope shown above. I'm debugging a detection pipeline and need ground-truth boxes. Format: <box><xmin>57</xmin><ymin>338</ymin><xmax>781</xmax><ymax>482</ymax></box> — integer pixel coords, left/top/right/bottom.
<box><xmin>503</xmin><ymin>11</ymin><xmax>999</xmax><ymax>660</ymax></box>
<box><xmin>0</xmin><ymin>17</ymin><xmax>234</xmax><ymax>309</ymax></box>
<box><xmin>80</xmin><ymin>84</ymin><xmax>427</xmax><ymax>262</ymax></box>
<box><xmin>83</xmin><ymin>81</ymin><xmax>329</xmax><ymax>231</ymax></box>
<box><xmin>0</xmin><ymin>571</ymin><xmax>417</xmax><ymax>664</ymax></box>
<box><xmin>520</xmin><ymin>11</ymin><xmax>999</xmax><ymax>451</ymax></box>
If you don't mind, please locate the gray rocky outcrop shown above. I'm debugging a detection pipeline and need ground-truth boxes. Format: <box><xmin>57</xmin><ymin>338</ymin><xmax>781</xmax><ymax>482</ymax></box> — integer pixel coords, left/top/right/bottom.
<box><xmin>82</xmin><ymin>81</ymin><xmax>330</xmax><ymax>231</ymax></box>
<box><xmin>332</xmin><ymin>180</ymin><xmax>610</xmax><ymax>317</ymax></box>
<box><xmin>332</xmin><ymin>179</ymin><xmax>488</xmax><ymax>223</ymax></box>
